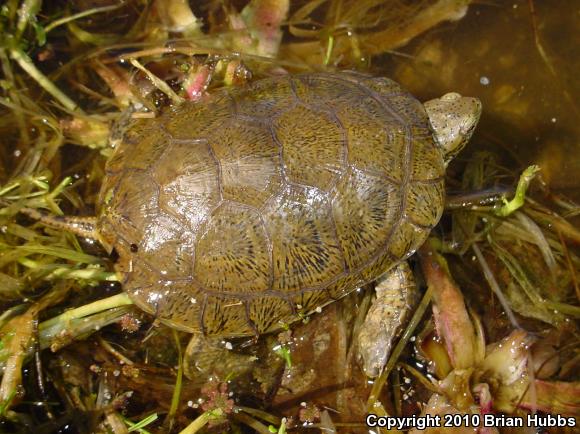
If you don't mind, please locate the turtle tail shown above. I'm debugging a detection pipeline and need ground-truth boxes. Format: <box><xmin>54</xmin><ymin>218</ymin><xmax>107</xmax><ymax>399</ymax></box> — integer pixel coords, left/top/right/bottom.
<box><xmin>19</xmin><ymin>207</ymin><xmax>98</xmax><ymax>240</ymax></box>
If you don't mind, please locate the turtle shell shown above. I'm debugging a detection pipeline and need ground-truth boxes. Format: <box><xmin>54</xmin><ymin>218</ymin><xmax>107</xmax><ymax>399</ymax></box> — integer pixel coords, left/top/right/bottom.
<box><xmin>97</xmin><ymin>72</ymin><xmax>446</xmax><ymax>336</ymax></box>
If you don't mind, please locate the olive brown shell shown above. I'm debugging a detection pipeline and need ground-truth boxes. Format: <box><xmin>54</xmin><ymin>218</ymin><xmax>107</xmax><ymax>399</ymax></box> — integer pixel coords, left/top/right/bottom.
<box><xmin>97</xmin><ymin>72</ymin><xmax>445</xmax><ymax>336</ymax></box>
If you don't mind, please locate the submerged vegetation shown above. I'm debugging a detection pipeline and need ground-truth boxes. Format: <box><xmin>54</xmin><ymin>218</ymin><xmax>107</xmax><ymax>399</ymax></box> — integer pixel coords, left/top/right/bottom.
<box><xmin>0</xmin><ymin>0</ymin><xmax>578</xmax><ymax>432</ymax></box>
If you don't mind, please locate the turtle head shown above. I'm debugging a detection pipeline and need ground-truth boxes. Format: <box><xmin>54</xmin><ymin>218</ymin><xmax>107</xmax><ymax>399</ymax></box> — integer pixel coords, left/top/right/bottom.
<box><xmin>424</xmin><ymin>92</ymin><xmax>482</xmax><ymax>165</ymax></box>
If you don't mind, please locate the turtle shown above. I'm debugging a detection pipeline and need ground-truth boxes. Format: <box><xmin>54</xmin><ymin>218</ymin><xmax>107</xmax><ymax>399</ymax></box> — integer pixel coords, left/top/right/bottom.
<box><xmin>33</xmin><ymin>72</ymin><xmax>481</xmax><ymax>377</ymax></box>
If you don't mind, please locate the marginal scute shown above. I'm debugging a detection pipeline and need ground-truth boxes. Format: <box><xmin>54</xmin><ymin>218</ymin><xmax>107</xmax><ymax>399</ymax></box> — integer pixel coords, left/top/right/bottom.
<box><xmin>331</xmin><ymin>169</ymin><xmax>401</xmax><ymax>270</ymax></box>
<box><xmin>248</xmin><ymin>297</ymin><xmax>296</xmax><ymax>334</ymax></box>
<box><xmin>202</xmin><ymin>295</ymin><xmax>255</xmax><ymax>336</ymax></box>
<box><xmin>325</xmin><ymin>272</ymin><xmax>362</xmax><ymax>300</ymax></box>
<box><xmin>359</xmin><ymin>250</ymin><xmax>400</xmax><ymax>284</ymax></box>
<box><xmin>291</xmin><ymin>289</ymin><xmax>334</xmax><ymax>315</ymax></box>
<box><xmin>106</xmin><ymin>140</ymin><xmax>131</xmax><ymax>175</ymax></box>
<box><xmin>292</xmin><ymin>74</ymin><xmax>364</xmax><ymax>109</ymax></box>
<box><xmin>382</xmin><ymin>93</ymin><xmax>429</xmax><ymax>127</ymax></box>
<box><xmin>352</xmin><ymin>76</ymin><xmax>404</xmax><ymax>96</ymax></box>
<box><xmin>126</xmin><ymin>279</ymin><xmax>204</xmax><ymax>333</ymax></box>
<box><xmin>410</xmin><ymin>137</ymin><xmax>445</xmax><ymax>181</ymax></box>
<box><xmin>121</xmin><ymin>127</ymin><xmax>174</xmax><ymax>172</ymax></box>
<box><xmin>99</xmin><ymin>72</ymin><xmax>449</xmax><ymax>337</ymax></box>
<box><xmin>98</xmin><ymin>170</ymin><xmax>159</xmax><ymax>250</ymax></box>
<box><xmin>387</xmin><ymin>219</ymin><xmax>429</xmax><ymax>260</ymax></box>
<box><xmin>164</xmin><ymin>92</ymin><xmax>233</xmax><ymax>140</ymax></box>
<box><xmin>406</xmin><ymin>181</ymin><xmax>445</xmax><ymax>228</ymax></box>
<box><xmin>232</xmin><ymin>77</ymin><xmax>297</xmax><ymax>119</ymax></box>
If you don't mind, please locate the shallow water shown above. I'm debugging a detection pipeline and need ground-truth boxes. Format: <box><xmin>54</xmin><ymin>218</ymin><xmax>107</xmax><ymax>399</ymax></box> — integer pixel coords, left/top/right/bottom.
<box><xmin>0</xmin><ymin>0</ymin><xmax>578</xmax><ymax>431</ymax></box>
<box><xmin>390</xmin><ymin>0</ymin><xmax>579</xmax><ymax>200</ymax></box>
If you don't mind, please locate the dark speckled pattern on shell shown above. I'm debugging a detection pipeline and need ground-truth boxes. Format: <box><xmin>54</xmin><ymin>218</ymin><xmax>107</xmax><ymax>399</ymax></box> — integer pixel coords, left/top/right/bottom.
<box><xmin>97</xmin><ymin>72</ymin><xmax>446</xmax><ymax>336</ymax></box>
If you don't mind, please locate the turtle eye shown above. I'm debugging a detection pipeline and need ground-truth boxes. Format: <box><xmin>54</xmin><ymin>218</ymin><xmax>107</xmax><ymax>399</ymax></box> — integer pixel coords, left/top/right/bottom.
<box><xmin>130</xmin><ymin>243</ymin><xmax>139</xmax><ymax>253</ymax></box>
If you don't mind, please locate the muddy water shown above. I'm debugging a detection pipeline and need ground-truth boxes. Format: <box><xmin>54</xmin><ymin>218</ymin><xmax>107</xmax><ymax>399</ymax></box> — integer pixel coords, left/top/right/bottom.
<box><xmin>389</xmin><ymin>0</ymin><xmax>579</xmax><ymax>200</ymax></box>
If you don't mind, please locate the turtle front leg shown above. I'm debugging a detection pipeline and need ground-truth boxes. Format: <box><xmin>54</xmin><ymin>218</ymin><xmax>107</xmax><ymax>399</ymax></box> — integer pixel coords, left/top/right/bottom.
<box><xmin>358</xmin><ymin>262</ymin><xmax>418</xmax><ymax>377</ymax></box>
